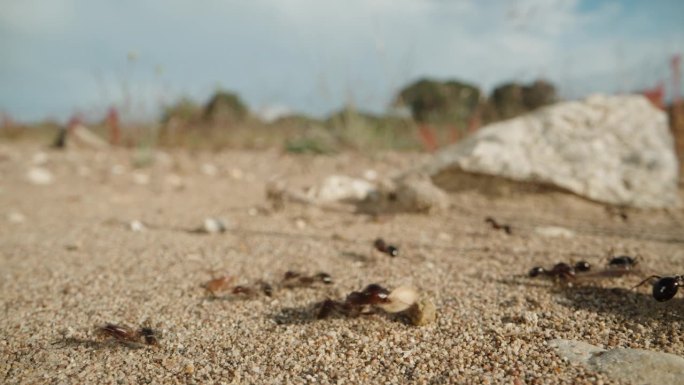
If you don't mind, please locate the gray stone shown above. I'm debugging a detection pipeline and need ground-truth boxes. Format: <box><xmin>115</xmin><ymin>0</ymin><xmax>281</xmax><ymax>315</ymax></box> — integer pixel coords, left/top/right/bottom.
<box><xmin>394</xmin><ymin>173</ymin><xmax>450</xmax><ymax>213</ymax></box>
<box><xmin>550</xmin><ymin>339</ymin><xmax>684</xmax><ymax>385</ymax></box>
<box><xmin>421</xmin><ymin>94</ymin><xmax>680</xmax><ymax>208</ymax></box>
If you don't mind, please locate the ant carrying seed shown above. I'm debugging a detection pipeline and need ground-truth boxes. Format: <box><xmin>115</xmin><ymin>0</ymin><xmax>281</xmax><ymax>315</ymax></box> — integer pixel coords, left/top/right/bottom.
<box><xmin>319</xmin><ymin>283</ymin><xmax>392</xmax><ymax>318</ymax></box>
<box><xmin>316</xmin><ymin>284</ymin><xmax>419</xmax><ymax>321</ymax></box>
<box><xmin>97</xmin><ymin>323</ymin><xmax>159</xmax><ymax>346</ymax></box>
<box><xmin>634</xmin><ymin>275</ymin><xmax>684</xmax><ymax>302</ymax></box>
<box><xmin>373</xmin><ymin>238</ymin><xmax>399</xmax><ymax>257</ymax></box>
<box><xmin>485</xmin><ymin>217</ymin><xmax>512</xmax><ymax>235</ymax></box>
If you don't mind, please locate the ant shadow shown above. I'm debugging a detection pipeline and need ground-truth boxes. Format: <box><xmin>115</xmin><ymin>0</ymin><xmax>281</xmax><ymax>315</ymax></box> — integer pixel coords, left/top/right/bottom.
<box><xmin>269</xmin><ymin>304</ymin><xmax>319</xmax><ymax>325</ymax></box>
<box><xmin>51</xmin><ymin>337</ymin><xmax>145</xmax><ymax>350</ymax></box>
<box><xmin>338</xmin><ymin>251</ymin><xmax>371</xmax><ymax>263</ymax></box>
<box><xmin>269</xmin><ymin>302</ymin><xmax>411</xmax><ymax>326</ymax></box>
<box><xmin>552</xmin><ymin>285</ymin><xmax>684</xmax><ymax>323</ymax></box>
<box><xmin>499</xmin><ymin>276</ymin><xmax>684</xmax><ymax>323</ymax></box>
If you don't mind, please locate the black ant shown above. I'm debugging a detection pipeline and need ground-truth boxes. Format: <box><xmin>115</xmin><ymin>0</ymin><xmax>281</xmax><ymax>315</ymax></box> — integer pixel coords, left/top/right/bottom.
<box><xmin>373</xmin><ymin>238</ymin><xmax>398</xmax><ymax>257</ymax></box>
<box><xmin>282</xmin><ymin>271</ymin><xmax>333</xmax><ymax>287</ymax></box>
<box><xmin>258</xmin><ymin>281</ymin><xmax>274</xmax><ymax>297</ymax></box>
<box><xmin>634</xmin><ymin>275</ymin><xmax>684</xmax><ymax>302</ymax></box>
<box><xmin>608</xmin><ymin>255</ymin><xmax>639</xmax><ymax>270</ymax></box>
<box><xmin>528</xmin><ymin>261</ymin><xmax>591</xmax><ymax>280</ymax></box>
<box><xmin>485</xmin><ymin>217</ymin><xmax>512</xmax><ymax>235</ymax></box>
<box><xmin>139</xmin><ymin>327</ymin><xmax>159</xmax><ymax>345</ymax></box>
<box><xmin>97</xmin><ymin>323</ymin><xmax>159</xmax><ymax>346</ymax></box>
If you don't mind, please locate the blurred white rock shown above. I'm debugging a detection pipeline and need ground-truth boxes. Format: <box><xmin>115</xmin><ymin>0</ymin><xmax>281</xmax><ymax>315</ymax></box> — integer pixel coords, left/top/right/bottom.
<box><xmin>308</xmin><ymin>175</ymin><xmax>377</xmax><ymax>203</ymax></box>
<box><xmin>110</xmin><ymin>164</ymin><xmax>125</xmax><ymax>175</ymax></box>
<box><xmin>77</xmin><ymin>165</ymin><xmax>91</xmax><ymax>177</ymax></box>
<box><xmin>32</xmin><ymin>152</ymin><xmax>48</xmax><ymax>165</ymax></box>
<box><xmin>229</xmin><ymin>168</ymin><xmax>244</xmax><ymax>180</ymax></box>
<box><xmin>129</xmin><ymin>220</ymin><xmax>146</xmax><ymax>232</ymax></box>
<box><xmin>194</xmin><ymin>218</ymin><xmax>228</xmax><ymax>234</ymax></box>
<box><xmin>201</xmin><ymin>163</ymin><xmax>218</xmax><ymax>176</ymax></box>
<box><xmin>6</xmin><ymin>211</ymin><xmax>26</xmax><ymax>223</ymax></box>
<box><xmin>363</xmin><ymin>169</ymin><xmax>378</xmax><ymax>181</ymax></box>
<box><xmin>71</xmin><ymin>124</ymin><xmax>109</xmax><ymax>149</ymax></box>
<box><xmin>132</xmin><ymin>172</ymin><xmax>150</xmax><ymax>185</ymax></box>
<box><xmin>535</xmin><ymin>226</ymin><xmax>576</xmax><ymax>238</ymax></box>
<box><xmin>26</xmin><ymin>167</ymin><xmax>54</xmax><ymax>185</ymax></box>
<box><xmin>550</xmin><ymin>339</ymin><xmax>684</xmax><ymax>384</ymax></box>
<box><xmin>165</xmin><ymin>174</ymin><xmax>184</xmax><ymax>189</ymax></box>
<box><xmin>422</xmin><ymin>94</ymin><xmax>679</xmax><ymax>208</ymax></box>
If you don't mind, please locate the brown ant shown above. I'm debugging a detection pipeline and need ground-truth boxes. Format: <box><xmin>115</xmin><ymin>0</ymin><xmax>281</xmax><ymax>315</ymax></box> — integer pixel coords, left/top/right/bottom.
<box><xmin>528</xmin><ymin>261</ymin><xmax>591</xmax><ymax>280</ymax></box>
<box><xmin>634</xmin><ymin>275</ymin><xmax>684</xmax><ymax>302</ymax></box>
<box><xmin>317</xmin><ymin>283</ymin><xmax>392</xmax><ymax>319</ymax></box>
<box><xmin>231</xmin><ymin>285</ymin><xmax>254</xmax><ymax>295</ymax></box>
<box><xmin>373</xmin><ymin>238</ymin><xmax>398</xmax><ymax>257</ymax></box>
<box><xmin>97</xmin><ymin>323</ymin><xmax>159</xmax><ymax>346</ymax></box>
<box><xmin>316</xmin><ymin>299</ymin><xmax>338</xmax><ymax>319</ymax></box>
<box><xmin>203</xmin><ymin>275</ymin><xmax>234</xmax><ymax>296</ymax></box>
<box><xmin>485</xmin><ymin>217</ymin><xmax>512</xmax><ymax>235</ymax></box>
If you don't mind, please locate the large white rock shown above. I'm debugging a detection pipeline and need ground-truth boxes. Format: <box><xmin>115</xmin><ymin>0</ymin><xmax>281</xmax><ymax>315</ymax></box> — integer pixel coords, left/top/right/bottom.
<box><xmin>550</xmin><ymin>339</ymin><xmax>684</xmax><ymax>385</ymax></box>
<box><xmin>422</xmin><ymin>94</ymin><xmax>679</xmax><ymax>208</ymax></box>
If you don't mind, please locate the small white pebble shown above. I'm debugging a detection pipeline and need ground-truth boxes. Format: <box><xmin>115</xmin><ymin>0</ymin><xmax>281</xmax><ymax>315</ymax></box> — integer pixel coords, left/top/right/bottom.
<box><xmin>26</xmin><ymin>167</ymin><xmax>53</xmax><ymax>185</ymax></box>
<box><xmin>129</xmin><ymin>220</ymin><xmax>145</xmax><ymax>232</ymax></box>
<box><xmin>132</xmin><ymin>172</ymin><xmax>150</xmax><ymax>185</ymax></box>
<box><xmin>7</xmin><ymin>211</ymin><xmax>25</xmax><ymax>223</ymax></box>
<box><xmin>201</xmin><ymin>163</ymin><xmax>218</xmax><ymax>176</ymax></box>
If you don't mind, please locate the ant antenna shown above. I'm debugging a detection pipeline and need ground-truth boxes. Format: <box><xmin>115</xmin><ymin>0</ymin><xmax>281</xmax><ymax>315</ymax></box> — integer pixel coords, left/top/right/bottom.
<box><xmin>632</xmin><ymin>275</ymin><xmax>661</xmax><ymax>290</ymax></box>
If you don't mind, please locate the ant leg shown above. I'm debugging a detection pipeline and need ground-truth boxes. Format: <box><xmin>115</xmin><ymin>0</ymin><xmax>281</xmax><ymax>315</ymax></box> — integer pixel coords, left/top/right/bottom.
<box><xmin>632</xmin><ymin>275</ymin><xmax>661</xmax><ymax>290</ymax></box>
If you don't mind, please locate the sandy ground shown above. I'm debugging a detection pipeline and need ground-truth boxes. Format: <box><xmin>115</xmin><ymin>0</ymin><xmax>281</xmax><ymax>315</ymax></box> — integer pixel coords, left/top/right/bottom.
<box><xmin>1</xmin><ymin>143</ymin><xmax>683</xmax><ymax>384</ymax></box>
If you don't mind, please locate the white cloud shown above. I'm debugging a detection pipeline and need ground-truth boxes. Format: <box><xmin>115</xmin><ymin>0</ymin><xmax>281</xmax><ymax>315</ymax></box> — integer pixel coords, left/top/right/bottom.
<box><xmin>0</xmin><ymin>0</ymin><xmax>682</xmax><ymax>121</ymax></box>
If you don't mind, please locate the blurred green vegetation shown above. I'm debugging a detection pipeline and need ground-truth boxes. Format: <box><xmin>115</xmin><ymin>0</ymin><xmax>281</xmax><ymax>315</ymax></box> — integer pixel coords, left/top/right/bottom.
<box><xmin>1</xmin><ymin>79</ymin><xmax>558</xmax><ymax>154</ymax></box>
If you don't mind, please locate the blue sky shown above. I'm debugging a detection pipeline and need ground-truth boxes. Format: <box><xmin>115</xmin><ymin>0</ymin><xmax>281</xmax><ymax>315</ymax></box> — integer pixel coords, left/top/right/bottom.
<box><xmin>1</xmin><ymin>0</ymin><xmax>683</xmax><ymax>122</ymax></box>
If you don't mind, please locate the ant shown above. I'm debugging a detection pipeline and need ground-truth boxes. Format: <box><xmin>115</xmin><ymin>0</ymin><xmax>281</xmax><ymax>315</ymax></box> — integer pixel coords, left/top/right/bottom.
<box><xmin>528</xmin><ymin>261</ymin><xmax>591</xmax><ymax>280</ymax></box>
<box><xmin>373</xmin><ymin>238</ymin><xmax>399</xmax><ymax>257</ymax></box>
<box><xmin>485</xmin><ymin>217</ymin><xmax>512</xmax><ymax>235</ymax></box>
<box><xmin>203</xmin><ymin>275</ymin><xmax>234</xmax><ymax>296</ymax></box>
<box><xmin>97</xmin><ymin>323</ymin><xmax>159</xmax><ymax>346</ymax></box>
<box><xmin>282</xmin><ymin>271</ymin><xmax>333</xmax><ymax>287</ymax></box>
<box><xmin>317</xmin><ymin>283</ymin><xmax>391</xmax><ymax>319</ymax></box>
<box><xmin>634</xmin><ymin>275</ymin><xmax>684</xmax><ymax>302</ymax></box>
<box><xmin>608</xmin><ymin>255</ymin><xmax>639</xmax><ymax>270</ymax></box>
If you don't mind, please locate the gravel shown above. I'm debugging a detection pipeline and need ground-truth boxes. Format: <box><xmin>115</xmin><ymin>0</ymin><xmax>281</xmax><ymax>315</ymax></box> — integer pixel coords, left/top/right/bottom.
<box><xmin>1</xmin><ymin>143</ymin><xmax>683</xmax><ymax>384</ymax></box>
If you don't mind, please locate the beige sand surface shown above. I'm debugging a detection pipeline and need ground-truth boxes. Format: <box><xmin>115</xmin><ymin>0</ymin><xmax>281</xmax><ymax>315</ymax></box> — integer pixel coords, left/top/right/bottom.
<box><xmin>1</xmin><ymin>144</ymin><xmax>683</xmax><ymax>384</ymax></box>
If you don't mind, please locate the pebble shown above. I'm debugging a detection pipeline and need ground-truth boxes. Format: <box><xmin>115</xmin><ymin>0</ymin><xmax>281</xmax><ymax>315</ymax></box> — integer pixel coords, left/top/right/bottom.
<box><xmin>129</xmin><ymin>220</ymin><xmax>146</xmax><ymax>232</ymax></box>
<box><xmin>550</xmin><ymin>339</ymin><xmax>684</xmax><ymax>384</ymax></box>
<box><xmin>197</xmin><ymin>218</ymin><xmax>227</xmax><ymax>234</ymax></box>
<box><xmin>534</xmin><ymin>226</ymin><xmax>575</xmax><ymax>238</ymax></box>
<box><xmin>26</xmin><ymin>167</ymin><xmax>54</xmax><ymax>185</ymax></box>
<box><xmin>201</xmin><ymin>163</ymin><xmax>218</xmax><ymax>176</ymax></box>
<box><xmin>7</xmin><ymin>211</ymin><xmax>26</xmax><ymax>223</ymax></box>
<box><xmin>132</xmin><ymin>172</ymin><xmax>150</xmax><ymax>185</ymax></box>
